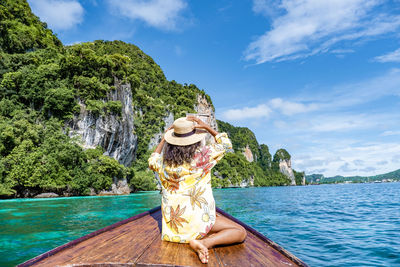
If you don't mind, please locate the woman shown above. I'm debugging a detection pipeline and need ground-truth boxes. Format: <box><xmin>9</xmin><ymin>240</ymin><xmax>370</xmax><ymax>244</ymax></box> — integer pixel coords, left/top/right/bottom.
<box><xmin>148</xmin><ymin>116</ymin><xmax>246</xmax><ymax>264</ymax></box>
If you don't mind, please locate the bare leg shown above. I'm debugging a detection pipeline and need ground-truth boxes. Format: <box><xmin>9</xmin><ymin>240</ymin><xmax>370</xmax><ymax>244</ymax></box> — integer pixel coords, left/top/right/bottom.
<box><xmin>189</xmin><ymin>215</ymin><xmax>247</xmax><ymax>263</ymax></box>
<box><xmin>202</xmin><ymin>215</ymin><xmax>247</xmax><ymax>248</ymax></box>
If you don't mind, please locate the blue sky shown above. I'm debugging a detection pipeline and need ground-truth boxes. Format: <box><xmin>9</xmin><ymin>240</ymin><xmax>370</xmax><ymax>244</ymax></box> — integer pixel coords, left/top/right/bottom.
<box><xmin>28</xmin><ymin>0</ymin><xmax>400</xmax><ymax>177</ymax></box>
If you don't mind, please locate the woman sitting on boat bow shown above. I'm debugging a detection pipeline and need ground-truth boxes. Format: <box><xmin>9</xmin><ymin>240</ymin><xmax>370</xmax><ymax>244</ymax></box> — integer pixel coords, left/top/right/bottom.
<box><xmin>148</xmin><ymin>116</ymin><xmax>247</xmax><ymax>264</ymax></box>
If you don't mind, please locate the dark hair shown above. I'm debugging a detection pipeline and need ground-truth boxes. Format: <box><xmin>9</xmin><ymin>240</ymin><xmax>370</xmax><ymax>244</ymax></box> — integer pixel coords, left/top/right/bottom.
<box><xmin>163</xmin><ymin>141</ymin><xmax>201</xmax><ymax>167</ymax></box>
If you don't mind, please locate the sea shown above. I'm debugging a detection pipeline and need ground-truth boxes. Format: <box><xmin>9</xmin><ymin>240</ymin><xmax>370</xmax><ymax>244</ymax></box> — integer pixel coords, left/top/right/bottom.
<box><xmin>1</xmin><ymin>182</ymin><xmax>399</xmax><ymax>267</ymax></box>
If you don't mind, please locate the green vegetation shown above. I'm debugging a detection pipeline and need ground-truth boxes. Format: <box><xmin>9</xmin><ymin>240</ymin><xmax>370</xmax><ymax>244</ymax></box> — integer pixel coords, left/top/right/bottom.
<box><xmin>213</xmin><ymin>120</ymin><xmax>297</xmax><ymax>187</ymax></box>
<box><xmin>294</xmin><ymin>170</ymin><xmax>305</xmax><ymax>185</ymax></box>
<box><xmin>0</xmin><ymin>108</ymin><xmax>125</xmax><ymax>197</ymax></box>
<box><xmin>0</xmin><ymin>0</ymin><xmax>62</xmax><ymax>53</ymax></box>
<box><xmin>306</xmin><ymin>169</ymin><xmax>400</xmax><ymax>184</ymax></box>
<box><xmin>0</xmin><ymin>0</ymin><xmax>210</xmax><ymax>197</ymax></box>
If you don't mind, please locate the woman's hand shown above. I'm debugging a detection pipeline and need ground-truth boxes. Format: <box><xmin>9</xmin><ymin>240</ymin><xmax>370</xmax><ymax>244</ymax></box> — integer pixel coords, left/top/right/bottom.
<box><xmin>187</xmin><ymin>115</ymin><xmax>218</xmax><ymax>137</ymax></box>
<box><xmin>187</xmin><ymin>115</ymin><xmax>207</xmax><ymax>128</ymax></box>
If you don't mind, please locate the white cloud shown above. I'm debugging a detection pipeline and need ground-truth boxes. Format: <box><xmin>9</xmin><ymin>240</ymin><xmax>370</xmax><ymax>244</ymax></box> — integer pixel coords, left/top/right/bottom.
<box><xmin>339</xmin><ymin>162</ymin><xmax>357</xmax><ymax>173</ymax></box>
<box><xmin>381</xmin><ymin>130</ymin><xmax>400</xmax><ymax>136</ymax></box>
<box><xmin>353</xmin><ymin>159</ymin><xmax>365</xmax><ymax>166</ymax></box>
<box><xmin>220</xmin><ymin>68</ymin><xmax>400</xmax><ymax>177</ymax></box>
<box><xmin>330</xmin><ymin>49</ymin><xmax>355</xmax><ymax>54</ymax></box>
<box><xmin>375</xmin><ymin>48</ymin><xmax>400</xmax><ymax>63</ymax></box>
<box><xmin>245</xmin><ymin>0</ymin><xmax>400</xmax><ymax>63</ymax></box>
<box><xmin>220</xmin><ymin>68</ymin><xmax>400</xmax><ymax>125</ymax></box>
<box><xmin>293</xmin><ymin>141</ymin><xmax>400</xmax><ymax>176</ymax></box>
<box><xmin>29</xmin><ymin>0</ymin><xmax>84</xmax><ymax>30</ymax></box>
<box><xmin>107</xmin><ymin>0</ymin><xmax>187</xmax><ymax>31</ymax></box>
<box><xmin>308</xmin><ymin>114</ymin><xmax>379</xmax><ymax>132</ymax></box>
<box><xmin>222</xmin><ymin>104</ymin><xmax>271</xmax><ymax>121</ymax></box>
<box><xmin>221</xmin><ymin>98</ymin><xmax>319</xmax><ymax>121</ymax></box>
<box><xmin>252</xmin><ymin>0</ymin><xmax>280</xmax><ymax>17</ymax></box>
<box><xmin>276</xmin><ymin>112</ymin><xmax>399</xmax><ymax>133</ymax></box>
<box><xmin>392</xmin><ymin>155</ymin><xmax>400</xmax><ymax>163</ymax></box>
<box><xmin>269</xmin><ymin>98</ymin><xmax>318</xmax><ymax>115</ymax></box>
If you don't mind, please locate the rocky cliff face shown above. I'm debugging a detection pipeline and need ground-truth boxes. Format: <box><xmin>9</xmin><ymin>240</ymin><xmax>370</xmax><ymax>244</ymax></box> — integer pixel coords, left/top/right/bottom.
<box><xmin>66</xmin><ymin>87</ymin><xmax>216</xmax><ymax>194</ymax></box>
<box><xmin>242</xmin><ymin>145</ymin><xmax>254</xmax><ymax>162</ymax></box>
<box><xmin>279</xmin><ymin>159</ymin><xmax>296</xmax><ymax>185</ymax></box>
<box><xmin>66</xmin><ymin>80</ymin><xmax>136</xmax><ymax>167</ymax></box>
<box><xmin>195</xmin><ymin>95</ymin><xmax>218</xmax><ymax>133</ymax></box>
<box><xmin>65</xmin><ymin>80</ymin><xmax>136</xmax><ymax>195</ymax></box>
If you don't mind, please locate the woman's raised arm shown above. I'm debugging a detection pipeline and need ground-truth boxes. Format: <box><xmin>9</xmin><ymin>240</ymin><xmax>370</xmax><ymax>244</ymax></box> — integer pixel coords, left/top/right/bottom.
<box><xmin>186</xmin><ymin>115</ymin><xmax>219</xmax><ymax>138</ymax></box>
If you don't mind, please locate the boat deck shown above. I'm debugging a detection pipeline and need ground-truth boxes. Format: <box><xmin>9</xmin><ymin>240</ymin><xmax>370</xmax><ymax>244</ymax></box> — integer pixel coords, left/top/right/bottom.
<box><xmin>18</xmin><ymin>206</ymin><xmax>308</xmax><ymax>267</ymax></box>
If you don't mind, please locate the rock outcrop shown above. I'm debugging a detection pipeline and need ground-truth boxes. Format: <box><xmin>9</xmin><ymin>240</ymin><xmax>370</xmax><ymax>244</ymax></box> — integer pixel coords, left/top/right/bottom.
<box><xmin>279</xmin><ymin>159</ymin><xmax>296</xmax><ymax>185</ymax></box>
<box><xmin>194</xmin><ymin>95</ymin><xmax>218</xmax><ymax>131</ymax></box>
<box><xmin>66</xmin><ymin>80</ymin><xmax>136</xmax><ymax>167</ymax></box>
<box><xmin>34</xmin><ymin>192</ymin><xmax>59</xmax><ymax>198</ymax></box>
<box><xmin>98</xmin><ymin>179</ymin><xmax>131</xmax><ymax>196</ymax></box>
<box><xmin>242</xmin><ymin>145</ymin><xmax>254</xmax><ymax>162</ymax></box>
<box><xmin>273</xmin><ymin>149</ymin><xmax>296</xmax><ymax>185</ymax></box>
<box><xmin>65</xmin><ymin>80</ymin><xmax>136</xmax><ymax>195</ymax></box>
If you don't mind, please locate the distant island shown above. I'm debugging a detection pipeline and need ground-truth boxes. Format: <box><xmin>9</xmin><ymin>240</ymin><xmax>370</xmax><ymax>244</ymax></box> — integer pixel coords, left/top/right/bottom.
<box><xmin>306</xmin><ymin>169</ymin><xmax>400</xmax><ymax>184</ymax></box>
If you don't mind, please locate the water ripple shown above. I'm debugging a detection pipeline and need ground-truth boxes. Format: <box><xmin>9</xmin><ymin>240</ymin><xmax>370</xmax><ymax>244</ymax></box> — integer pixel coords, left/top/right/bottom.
<box><xmin>1</xmin><ymin>183</ymin><xmax>399</xmax><ymax>266</ymax></box>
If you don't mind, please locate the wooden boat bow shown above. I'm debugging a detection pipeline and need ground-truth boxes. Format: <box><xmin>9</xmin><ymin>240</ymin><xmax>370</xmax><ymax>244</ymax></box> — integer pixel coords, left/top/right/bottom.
<box><xmin>18</xmin><ymin>206</ymin><xmax>308</xmax><ymax>267</ymax></box>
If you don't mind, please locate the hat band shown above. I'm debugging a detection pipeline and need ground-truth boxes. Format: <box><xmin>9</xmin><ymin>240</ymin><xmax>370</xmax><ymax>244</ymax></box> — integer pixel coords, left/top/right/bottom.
<box><xmin>173</xmin><ymin>129</ymin><xmax>196</xmax><ymax>138</ymax></box>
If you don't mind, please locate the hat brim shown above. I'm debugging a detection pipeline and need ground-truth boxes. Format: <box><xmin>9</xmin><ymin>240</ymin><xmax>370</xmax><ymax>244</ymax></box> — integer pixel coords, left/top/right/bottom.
<box><xmin>164</xmin><ymin>129</ymin><xmax>207</xmax><ymax>146</ymax></box>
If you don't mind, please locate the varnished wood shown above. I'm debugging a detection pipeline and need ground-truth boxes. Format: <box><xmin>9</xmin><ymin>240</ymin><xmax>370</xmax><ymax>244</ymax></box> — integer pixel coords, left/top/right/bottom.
<box><xmin>18</xmin><ymin>206</ymin><xmax>308</xmax><ymax>267</ymax></box>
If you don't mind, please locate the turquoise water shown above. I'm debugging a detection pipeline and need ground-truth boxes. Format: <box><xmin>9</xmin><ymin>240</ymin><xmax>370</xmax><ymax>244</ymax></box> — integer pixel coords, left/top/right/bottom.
<box><xmin>1</xmin><ymin>183</ymin><xmax>400</xmax><ymax>266</ymax></box>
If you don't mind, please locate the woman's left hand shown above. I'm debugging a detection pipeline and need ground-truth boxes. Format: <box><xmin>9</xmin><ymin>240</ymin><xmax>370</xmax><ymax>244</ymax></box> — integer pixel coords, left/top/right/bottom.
<box><xmin>187</xmin><ymin>115</ymin><xmax>207</xmax><ymax>128</ymax></box>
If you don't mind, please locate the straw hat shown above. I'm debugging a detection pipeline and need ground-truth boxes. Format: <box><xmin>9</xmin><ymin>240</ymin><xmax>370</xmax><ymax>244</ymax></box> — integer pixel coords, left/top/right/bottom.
<box><xmin>164</xmin><ymin>117</ymin><xmax>207</xmax><ymax>146</ymax></box>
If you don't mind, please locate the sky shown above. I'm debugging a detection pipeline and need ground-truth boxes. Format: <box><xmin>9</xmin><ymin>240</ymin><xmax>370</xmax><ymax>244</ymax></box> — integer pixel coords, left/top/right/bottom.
<box><xmin>27</xmin><ymin>0</ymin><xmax>400</xmax><ymax>177</ymax></box>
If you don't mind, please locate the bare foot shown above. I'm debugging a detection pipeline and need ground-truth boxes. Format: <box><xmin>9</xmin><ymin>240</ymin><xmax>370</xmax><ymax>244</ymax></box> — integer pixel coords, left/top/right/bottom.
<box><xmin>189</xmin><ymin>239</ymin><xmax>209</xmax><ymax>264</ymax></box>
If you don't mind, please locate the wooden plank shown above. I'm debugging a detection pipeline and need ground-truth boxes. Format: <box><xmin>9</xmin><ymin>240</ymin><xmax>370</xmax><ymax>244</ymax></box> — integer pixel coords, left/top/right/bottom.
<box><xmin>33</xmin><ymin>213</ymin><xmax>161</xmax><ymax>266</ymax></box>
<box><xmin>19</xmin><ymin>206</ymin><xmax>308</xmax><ymax>267</ymax></box>
<box><xmin>214</xmin><ymin>231</ymin><xmax>295</xmax><ymax>267</ymax></box>
<box><xmin>215</xmin><ymin>208</ymin><xmax>308</xmax><ymax>267</ymax></box>
<box><xmin>135</xmin><ymin>236</ymin><xmax>221</xmax><ymax>267</ymax></box>
<box><xmin>27</xmin><ymin>208</ymin><xmax>161</xmax><ymax>267</ymax></box>
<box><xmin>19</xmin><ymin>207</ymin><xmax>160</xmax><ymax>267</ymax></box>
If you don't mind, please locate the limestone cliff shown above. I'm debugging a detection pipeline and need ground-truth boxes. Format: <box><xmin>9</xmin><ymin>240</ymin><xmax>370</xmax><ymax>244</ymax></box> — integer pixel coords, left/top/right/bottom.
<box><xmin>279</xmin><ymin>159</ymin><xmax>296</xmax><ymax>185</ymax></box>
<box><xmin>194</xmin><ymin>94</ymin><xmax>218</xmax><ymax>131</ymax></box>
<box><xmin>242</xmin><ymin>145</ymin><xmax>254</xmax><ymax>162</ymax></box>
<box><xmin>273</xmin><ymin>149</ymin><xmax>296</xmax><ymax>185</ymax></box>
<box><xmin>66</xmin><ymin>79</ymin><xmax>135</xmax><ymax>195</ymax></box>
<box><xmin>66</xmin><ymin>79</ymin><xmax>136</xmax><ymax>167</ymax></box>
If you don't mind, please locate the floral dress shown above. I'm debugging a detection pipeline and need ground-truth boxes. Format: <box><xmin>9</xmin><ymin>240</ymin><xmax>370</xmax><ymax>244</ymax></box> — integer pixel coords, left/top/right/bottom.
<box><xmin>148</xmin><ymin>132</ymin><xmax>232</xmax><ymax>243</ymax></box>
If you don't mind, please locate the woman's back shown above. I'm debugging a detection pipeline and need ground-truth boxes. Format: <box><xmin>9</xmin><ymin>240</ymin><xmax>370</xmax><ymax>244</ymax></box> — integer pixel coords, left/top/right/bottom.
<box><xmin>148</xmin><ymin>133</ymin><xmax>232</xmax><ymax>243</ymax></box>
